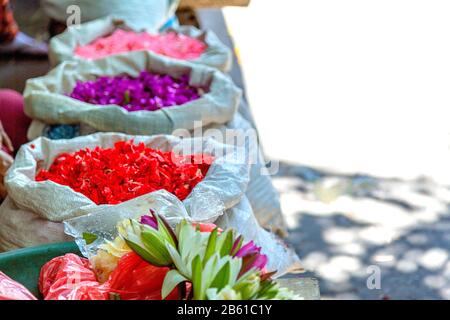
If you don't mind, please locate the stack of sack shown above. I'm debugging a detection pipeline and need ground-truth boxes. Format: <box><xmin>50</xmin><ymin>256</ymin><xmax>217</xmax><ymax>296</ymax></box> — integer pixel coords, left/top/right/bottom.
<box><xmin>0</xmin><ymin>13</ymin><xmax>299</xmax><ymax>274</ymax></box>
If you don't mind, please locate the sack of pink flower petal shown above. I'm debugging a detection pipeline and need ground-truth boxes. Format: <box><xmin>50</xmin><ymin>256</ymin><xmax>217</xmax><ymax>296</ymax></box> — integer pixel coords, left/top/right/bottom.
<box><xmin>49</xmin><ymin>17</ymin><xmax>232</xmax><ymax>72</ymax></box>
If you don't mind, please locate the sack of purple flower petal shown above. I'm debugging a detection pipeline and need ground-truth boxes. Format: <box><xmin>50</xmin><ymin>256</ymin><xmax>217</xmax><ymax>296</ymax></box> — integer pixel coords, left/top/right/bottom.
<box><xmin>49</xmin><ymin>17</ymin><xmax>232</xmax><ymax>72</ymax></box>
<box><xmin>23</xmin><ymin>51</ymin><xmax>241</xmax><ymax>136</ymax></box>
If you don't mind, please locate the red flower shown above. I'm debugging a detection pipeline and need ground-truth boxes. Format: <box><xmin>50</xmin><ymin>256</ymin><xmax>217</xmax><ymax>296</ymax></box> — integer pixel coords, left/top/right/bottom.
<box><xmin>191</xmin><ymin>222</ymin><xmax>220</xmax><ymax>233</ymax></box>
<box><xmin>106</xmin><ymin>252</ymin><xmax>178</xmax><ymax>300</ymax></box>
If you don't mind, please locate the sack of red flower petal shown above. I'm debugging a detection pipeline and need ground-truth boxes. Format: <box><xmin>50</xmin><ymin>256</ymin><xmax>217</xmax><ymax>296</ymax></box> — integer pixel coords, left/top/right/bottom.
<box><xmin>0</xmin><ymin>133</ymin><xmax>248</xmax><ymax>251</ymax></box>
<box><xmin>49</xmin><ymin>17</ymin><xmax>232</xmax><ymax>72</ymax></box>
<box><xmin>35</xmin><ymin>140</ymin><xmax>213</xmax><ymax>204</ymax></box>
<box><xmin>24</xmin><ymin>50</ymin><xmax>241</xmax><ymax>136</ymax></box>
<box><xmin>0</xmin><ymin>271</ymin><xmax>36</xmax><ymax>300</ymax></box>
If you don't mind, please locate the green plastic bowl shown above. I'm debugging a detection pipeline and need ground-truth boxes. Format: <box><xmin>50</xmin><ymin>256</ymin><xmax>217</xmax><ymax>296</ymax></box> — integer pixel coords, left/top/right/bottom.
<box><xmin>0</xmin><ymin>242</ymin><xmax>80</xmax><ymax>298</ymax></box>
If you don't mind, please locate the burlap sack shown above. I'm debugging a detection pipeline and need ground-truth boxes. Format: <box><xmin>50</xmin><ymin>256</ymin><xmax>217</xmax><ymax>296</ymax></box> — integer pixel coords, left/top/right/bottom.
<box><xmin>41</xmin><ymin>0</ymin><xmax>178</xmax><ymax>31</ymax></box>
<box><xmin>24</xmin><ymin>51</ymin><xmax>241</xmax><ymax>136</ymax></box>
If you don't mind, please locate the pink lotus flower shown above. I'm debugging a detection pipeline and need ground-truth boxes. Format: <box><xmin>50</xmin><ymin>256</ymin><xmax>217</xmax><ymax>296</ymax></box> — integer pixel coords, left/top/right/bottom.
<box><xmin>139</xmin><ymin>210</ymin><xmax>177</xmax><ymax>246</ymax></box>
<box><xmin>234</xmin><ymin>240</ymin><xmax>268</xmax><ymax>275</ymax></box>
<box><xmin>140</xmin><ymin>212</ymin><xmax>157</xmax><ymax>229</ymax></box>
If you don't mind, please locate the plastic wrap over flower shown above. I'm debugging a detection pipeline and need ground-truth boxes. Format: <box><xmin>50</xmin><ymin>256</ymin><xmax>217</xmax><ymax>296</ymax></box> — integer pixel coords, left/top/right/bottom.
<box><xmin>0</xmin><ymin>272</ymin><xmax>37</xmax><ymax>300</ymax></box>
<box><xmin>64</xmin><ymin>190</ymin><xmax>190</xmax><ymax>259</ymax></box>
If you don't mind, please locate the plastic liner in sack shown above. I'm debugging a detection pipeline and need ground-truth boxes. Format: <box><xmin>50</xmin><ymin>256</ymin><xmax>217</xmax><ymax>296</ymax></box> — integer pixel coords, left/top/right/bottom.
<box><xmin>0</xmin><ymin>132</ymin><xmax>248</xmax><ymax>251</ymax></box>
<box><xmin>202</xmin><ymin>112</ymin><xmax>288</xmax><ymax>236</ymax></box>
<box><xmin>49</xmin><ymin>16</ymin><xmax>232</xmax><ymax>72</ymax></box>
<box><xmin>64</xmin><ymin>190</ymin><xmax>303</xmax><ymax>276</ymax></box>
<box><xmin>24</xmin><ymin>50</ymin><xmax>241</xmax><ymax>136</ymax></box>
<box><xmin>40</xmin><ymin>0</ymin><xmax>178</xmax><ymax>32</ymax></box>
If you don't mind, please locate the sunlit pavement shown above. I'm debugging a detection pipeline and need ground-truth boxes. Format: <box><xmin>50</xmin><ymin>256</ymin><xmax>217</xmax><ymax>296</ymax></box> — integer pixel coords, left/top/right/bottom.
<box><xmin>224</xmin><ymin>1</ymin><xmax>450</xmax><ymax>299</ymax></box>
<box><xmin>273</xmin><ymin>163</ymin><xmax>450</xmax><ymax>299</ymax></box>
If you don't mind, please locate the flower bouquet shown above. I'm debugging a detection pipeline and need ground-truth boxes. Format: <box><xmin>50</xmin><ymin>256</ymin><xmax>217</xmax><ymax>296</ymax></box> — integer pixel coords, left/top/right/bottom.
<box><xmin>0</xmin><ymin>211</ymin><xmax>299</xmax><ymax>300</ymax></box>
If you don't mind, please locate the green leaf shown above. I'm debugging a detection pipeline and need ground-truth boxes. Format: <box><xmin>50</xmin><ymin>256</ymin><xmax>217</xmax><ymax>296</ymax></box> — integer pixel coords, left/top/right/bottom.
<box><xmin>257</xmin><ymin>280</ymin><xmax>279</xmax><ymax>299</ymax></box>
<box><xmin>82</xmin><ymin>232</ymin><xmax>98</xmax><ymax>245</ymax></box>
<box><xmin>162</xmin><ymin>270</ymin><xmax>188</xmax><ymax>299</ymax></box>
<box><xmin>228</xmin><ymin>258</ymin><xmax>243</xmax><ymax>284</ymax></box>
<box><xmin>141</xmin><ymin>231</ymin><xmax>172</xmax><ymax>265</ymax></box>
<box><xmin>201</xmin><ymin>253</ymin><xmax>219</xmax><ymax>292</ymax></box>
<box><xmin>203</xmin><ymin>228</ymin><xmax>218</xmax><ymax>265</ymax></box>
<box><xmin>191</xmin><ymin>255</ymin><xmax>203</xmax><ymax>300</ymax></box>
<box><xmin>156</xmin><ymin>213</ymin><xmax>178</xmax><ymax>247</ymax></box>
<box><xmin>166</xmin><ymin>241</ymin><xmax>190</xmax><ymax>277</ymax></box>
<box><xmin>178</xmin><ymin>220</ymin><xmax>193</xmax><ymax>254</ymax></box>
<box><xmin>210</xmin><ymin>260</ymin><xmax>231</xmax><ymax>290</ymax></box>
<box><xmin>230</xmin><ymin>235</ymin><xmax>243</xmax><ymax>256</ymax></box>
<box><xmin>232</xmin><ymin>270</ymin><xmax>261</xmax><ymax>300</ymax></box>
<box><xmin>219</xmin><ymin>230</ymin><xmax>234</xmax><ymax>257</ymax></box>
<box><xmin>178</xmin><ymin>222</ymin><xmax>205</xmax><ymax>267</ymax></box>
<box><xmin>124</xmin><ymin>239</ymin><xmax>166</xmax><ymax>267</ymax></box>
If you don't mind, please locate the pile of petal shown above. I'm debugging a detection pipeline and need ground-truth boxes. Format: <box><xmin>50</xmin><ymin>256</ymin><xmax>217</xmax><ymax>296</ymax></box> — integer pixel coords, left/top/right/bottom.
<box><xmin>75</xmin><ymin>29</ymin><xmax>207</xmax><ymax>60</ymax></box>
<box><xmin>69</xmin><ymin>72</ymin><xmax>202</xmax><ymax>112</ymax></box>
<box><xmin>36</xmin><ymin>140</ymin><xmax>213</xmax><ymax>204</ymax></box>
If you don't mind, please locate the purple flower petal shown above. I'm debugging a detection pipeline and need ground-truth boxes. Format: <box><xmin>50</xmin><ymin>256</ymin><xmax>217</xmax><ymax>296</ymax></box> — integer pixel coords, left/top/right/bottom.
<box><xmin>234</xmin><ymin>241</ymin><xmax>261</xmax><ymax>258</ymax></box>
<box><xmin>68</xmin><ymin>71</ymin><xmax>202</xmax><ymax>112</ymax></box>
<box><xmin>140</xmin><ymin>213</ymin><xmax>157</xmax><ymax>229</ymax></box>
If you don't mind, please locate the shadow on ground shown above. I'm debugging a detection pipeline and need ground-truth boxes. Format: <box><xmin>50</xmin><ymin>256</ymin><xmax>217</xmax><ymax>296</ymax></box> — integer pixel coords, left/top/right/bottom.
<box><xmin>274</xmin><ymin>162</ymin><xmax>450</xmax><ymax>300</ymax></box>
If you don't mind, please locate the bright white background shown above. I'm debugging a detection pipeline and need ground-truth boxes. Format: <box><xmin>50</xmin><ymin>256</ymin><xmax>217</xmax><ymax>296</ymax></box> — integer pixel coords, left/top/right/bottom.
<box><xmin>224</xmin><ymin>0</ymin><xmax>450</xmax><ymax>183</ymax></box>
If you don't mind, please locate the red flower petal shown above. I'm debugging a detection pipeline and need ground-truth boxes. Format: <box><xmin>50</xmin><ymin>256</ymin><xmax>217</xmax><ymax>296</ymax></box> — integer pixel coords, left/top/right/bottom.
<box><xmin>36</xmin><ymin>140</ymin><xmax>213</xmax><ymax>205</ymax></box>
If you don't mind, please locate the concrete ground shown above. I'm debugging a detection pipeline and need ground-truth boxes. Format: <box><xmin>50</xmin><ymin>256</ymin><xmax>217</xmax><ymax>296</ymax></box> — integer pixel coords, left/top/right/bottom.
<box><xmin>224</xmin><ymin>1</ymin><xmax>450</xmax><ymax>299</ymax></box>
<box><xmin>274</xmin><ymin>163</ymin><xmax>450</xmax><ymax>299</ymax></box>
